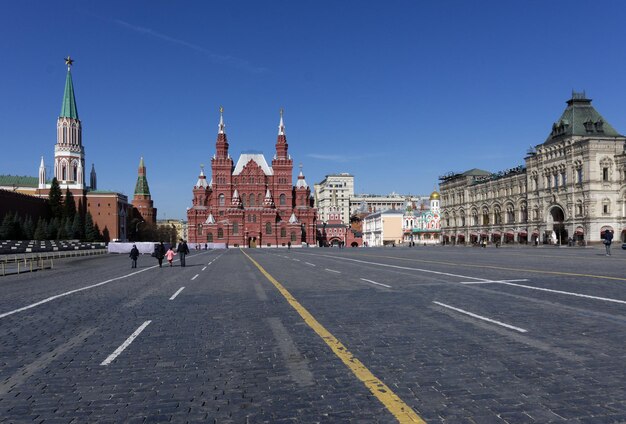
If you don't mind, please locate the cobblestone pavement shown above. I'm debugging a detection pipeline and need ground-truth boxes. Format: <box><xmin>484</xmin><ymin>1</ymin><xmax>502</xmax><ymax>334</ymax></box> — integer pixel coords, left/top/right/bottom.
<box><xmin>1</xmin><ymin>246</ymin><xmax>625</xmax><ymax>423</ymax></box>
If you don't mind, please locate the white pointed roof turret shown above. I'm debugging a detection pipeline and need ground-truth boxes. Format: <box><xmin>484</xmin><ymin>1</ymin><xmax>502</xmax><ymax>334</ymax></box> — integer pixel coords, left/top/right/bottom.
<box><xmin>264</xmin><ymin>188</ymin><xmax>275</xmax><ymax>207</ymax></box>
<box><xmin>296</xmin><ymin>163</ymin><xmax>308</xmax><ymax>189</ymax></box>
<box><xmin>278</xmin><ymin>108</ymin><xmax>285</xmax><ymax>135</ymax></box>
<box><xmin>218</xmin><ymin>106</ymin><xmax>225</xmax><ymax>134</ymax></box>
<box><xmin>195</xmin><ymin>165</ymin><xmax>209</xmax><ymax>188</ymax></box>
<box><xmin>231</xmin><ymin>189</ymin><xmax>241</xmax><ymax>207</ymax></box>
<box><xmin>289</xmin><ymin>212</ymin><xmax>299</xmax><ymax>224</ymax></box>
<box><xmin>205</xmin><ymin>213</ymin><xmax>216</xmax><ymax>224</ymax></box>
<box><xmin>39</xmin><ymin>156</ymin><xmax>45</xmax><ymax>168</ymax></box>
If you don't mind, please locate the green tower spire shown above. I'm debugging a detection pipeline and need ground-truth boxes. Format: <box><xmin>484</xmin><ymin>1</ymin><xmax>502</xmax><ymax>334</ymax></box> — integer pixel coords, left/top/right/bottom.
<box><xmin>60</xmin><ymin>57</ymin><xmax>79</xmax><ymax>119</ymax></box>
<box><xmin>134</xmin><ymin>157</ymin><xmax>151</xmax><ymax>196</ymax></box>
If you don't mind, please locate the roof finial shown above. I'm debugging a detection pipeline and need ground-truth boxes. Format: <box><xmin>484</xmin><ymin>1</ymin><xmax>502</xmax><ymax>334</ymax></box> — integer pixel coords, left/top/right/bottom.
<box><xmin>218</xmin><ymin>106</ymin><xmax>225</xmax><ymax>134</ymax></box>
<box><xmin>64</xmin><ymin>56</ymin><xmax>74</xmax><ymax>71</ymax></box>
<box><xmin>278</xmin><ymin>108</ymin><xmax>285</xmax><ymax>135</ymax></box>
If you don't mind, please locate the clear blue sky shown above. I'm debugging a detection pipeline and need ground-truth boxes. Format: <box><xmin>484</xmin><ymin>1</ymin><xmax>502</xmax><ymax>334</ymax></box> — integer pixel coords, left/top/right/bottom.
<box><xmin>2</xmin><ymin>1</ymin><xmax>626</xmax><ymax>219</ymax></box>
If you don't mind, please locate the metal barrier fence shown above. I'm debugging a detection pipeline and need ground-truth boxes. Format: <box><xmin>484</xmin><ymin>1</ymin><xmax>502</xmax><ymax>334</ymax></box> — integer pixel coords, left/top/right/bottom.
<box><xmin>0</xmin><ymin>249</ymin><xmax>108</xmax><ymax>276</ymax></box>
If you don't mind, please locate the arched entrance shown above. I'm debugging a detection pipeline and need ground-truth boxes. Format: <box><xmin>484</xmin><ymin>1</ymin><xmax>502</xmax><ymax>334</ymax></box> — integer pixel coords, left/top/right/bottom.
<box><xmin>548</xmin><ymin>206</ymin><xmax>567</xmax><ymax>244</ymax></box>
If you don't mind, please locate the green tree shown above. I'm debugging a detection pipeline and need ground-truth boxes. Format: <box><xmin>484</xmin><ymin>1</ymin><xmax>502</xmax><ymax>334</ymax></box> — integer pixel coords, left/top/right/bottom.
<box><xmin>102</xmin><ymin>226</ymin><xmax>110</xmax><ymax>243</ymax></box>
<box><xmin>47</xmin><ymin>218</ymin><xmax>59</xmax><ymax>240</ymax></box>
<box><xmin>0</xmin><ymin>212</ymin><xmax>14</xmax><ymax>239</ymax></box>
<box><xmin>72</xmin><ymin>213</ymin><xmax>84</xmax><ymax>240</ymax></box>
<box><xmin>84</xmin><ymin>212</ymin><xmax>98</xmax><ymax>241</ymax></box>
<box><xmin>48</xmin><ymin>178</ymin><xmax>63</xmax><ymax>219</ymax></box>
<box><xmin>64</xmin><ymin>217</ymin><xmax>73</xmax><ymax>240</ymax></box>
<box><xmin>22</xmin><ymin>215</ymin><xmax>35</xmax><ymax>240</ymax></box>
<box><xmin>57</xmin><ymin>222</ymin><xmax>68</xmax><ymax>240</ymax></box>
<box><xmin>63</xmin><ymin>188</ymin><xmax>76</xmax><ymax>221</ymax></box>
<box><xmin>93</xmin><ymin>223</ymin><xmax>102</xmax><ymax>242</ymax></box>
<box><xmin>34</xmin><ymin>217</ymin><xmax>47</xmax><ymax>240</ymax></box>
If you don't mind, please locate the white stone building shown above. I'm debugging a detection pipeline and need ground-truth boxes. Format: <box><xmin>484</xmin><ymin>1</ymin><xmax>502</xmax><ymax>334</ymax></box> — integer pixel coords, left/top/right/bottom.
<box><xmin>440</xmin><ymin>92</ymin><xmax>626</xmax><ymax>245</ymax></box>
<box><xmin>362</xmin><ymin>209</ymin><xmax>404</xmax><ymax>247</ymax></box>
<box><xmin>314</xmin><ymin>173</ymin><xmax>354</xmax><ymax>224</ymax></box>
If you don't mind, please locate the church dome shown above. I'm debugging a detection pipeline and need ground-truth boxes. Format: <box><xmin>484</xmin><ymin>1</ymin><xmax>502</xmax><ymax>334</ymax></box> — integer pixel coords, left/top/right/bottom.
<box><xmin>430</xmin><ymin>190</ymin><xmax>440</xmax><ymax>200</ymax></box>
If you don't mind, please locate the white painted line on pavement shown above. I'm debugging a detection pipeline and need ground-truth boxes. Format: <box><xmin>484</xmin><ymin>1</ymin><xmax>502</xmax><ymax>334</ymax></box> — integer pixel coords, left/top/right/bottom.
<box><xmin>498</xmin><ymin>281</ymin><xmax>626</xmax><ymax>305</ymax></box>
<box><xmin>302</xmin><ymin>253</ymin><xmax>488</xmax><ymax>282</ymax></box>
<box><xmin>360</xmin><ymin>278</ymin><xmax>391</xmax><ymax>288</ymax></box>
<box><xmin>100</xmin><ymin>320</ymin><xmax>152</xmax><ymax>366</ymax></box>
<box><xmin>433</xmin><ymin>301</ymin><xmax>527</xmax><ymax>333</ymax></box>
<box><xmin>305</xmin><ymin>262</ymin><xmax>316</xmax><ymax>267</ymax></box>
<box><xmin>293</xmin><ymin>259</ymin><xmax>301</xmax><ymax>262</ymax></box>
<box><xmin>169</xmin><ymin>287</ymin><xmax>185</xmax><ymax>300</ymax></box>
<box><xmin>325</xmin><ymin>269</ymin><xmax>341</xmax><ymax>274</ymax></box>
<box><xmin>460</xmin><ymin>279</ymin><xmax>529</xmax><ymax>285</ymax></box>
<box><xmin>0</xmin><ymin>265</ymin><xmax>158</xmax><ymax>320</ymax></box>
<box><xmin>202</xmin><ymin>267</ymin><xmax>207</xmax><ymax>271</ymax></box>
<box><xmin>191</xmin><ymin>274</ymin><xmax>199</xmax><ymax>280</ymax></box>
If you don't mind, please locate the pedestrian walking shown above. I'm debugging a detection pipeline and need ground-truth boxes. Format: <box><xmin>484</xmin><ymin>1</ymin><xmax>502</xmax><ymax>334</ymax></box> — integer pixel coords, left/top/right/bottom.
<box><xmin>177</xmin><ymin>239</ymin><xmax>190</xmax><ymax>267</ymax></box>
<box><xmin>604</xmin><ymin>230</ymin><xmax>614</xmax><ymax>256</ymax></box>
<box><xmin>287</xmin><ymin>241</ymin><xmax>291</xmax><ymax>250</ymax></box>
<box><xmin>154</xmin><ymin>241</ymin><xmax>166</xmax><ymax>268</ymax></box>
<box><xmin>165</xmin><ymin>246</ymin><xmax>177</xmax><ymax>267</ymax></box>
<box><xmin>129</xmin><ymin>244</ymin><xmax>139</xmax><ymax>268</ymax></box>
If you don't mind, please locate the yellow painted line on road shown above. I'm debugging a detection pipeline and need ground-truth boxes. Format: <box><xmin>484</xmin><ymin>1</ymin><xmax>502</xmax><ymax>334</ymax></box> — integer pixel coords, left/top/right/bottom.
<box><xmin>365</xmin><ymin>254</ymin><xmax>626</xmax><ymax>282</ymax></box>
<box><xmin>241</xmin><ymin>250</ymin><xmax>424</xmax><ymax>423</ymax></box>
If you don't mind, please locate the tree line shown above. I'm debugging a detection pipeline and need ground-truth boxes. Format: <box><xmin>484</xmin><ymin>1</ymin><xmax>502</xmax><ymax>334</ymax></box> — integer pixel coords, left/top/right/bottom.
<box><xmin>0</xmin><ymin>178</ymin><xmax>107</xmax><ymax>241</ymax></box>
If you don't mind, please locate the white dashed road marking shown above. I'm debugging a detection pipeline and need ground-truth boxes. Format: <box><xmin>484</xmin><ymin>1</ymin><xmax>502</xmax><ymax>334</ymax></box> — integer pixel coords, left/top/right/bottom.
<box><xmin>433</xmin><ymin>301</ymin><xmax>527</xmax><ymax>333</ymax></box>
<box><xmin>305</xmin><ymin>262</ymin><xmax>316</xmax><ymax>267</ymax></box>
<box><xmin>459</xmin><ymin>279</ymin><xmax>529</xmax><ymax>285</ymax></box>
<box><xmin>325</xmin><ymin>269</ymin><xmax>341</xmax><ymax>274</ymax></box>
<box><xmin>191</xmin><ymin>274</ymin><xmax>199</xmax><ymax>281</ymax></box>
<box><xmin>169</xmin><ymin>287</ymin><xmax>185</xmax><ymax>300</ymax></box>
<box><xmin>360</xmin><ymin>278</ymin><xmax>391</xmax><ymax>288</ymax></box>
<box><xmin>101</xmin><ymin>320</ymin><xmax>152</xmax><ymax>366</ymax></box>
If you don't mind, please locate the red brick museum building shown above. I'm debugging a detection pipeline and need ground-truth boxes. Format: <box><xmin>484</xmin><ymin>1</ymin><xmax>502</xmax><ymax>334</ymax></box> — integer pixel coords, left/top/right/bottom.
<box><xmin>187</xmin><ymin>110</ymin><xmax>317</xmax><ymax>248</ymax></box>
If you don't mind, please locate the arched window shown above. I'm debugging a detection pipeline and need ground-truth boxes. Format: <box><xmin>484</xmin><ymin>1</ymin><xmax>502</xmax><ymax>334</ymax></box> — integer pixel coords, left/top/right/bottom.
<box><xmin>197</xmin><ymin>224</ymin><xmax>203</xmax><ymax>236</ymax></box>
<box><xmin>290</xmin><ymin>232</ymin><xmax>296</xmax><ymax>242</ymax></box>
<box><xmin>258</xmin><ymin>194</ymin><xmax>262</xmax><ymax>205</ymax></box>
<box><xmin>280</xmin><ymin>194</ymin><xmax>286</xmax><ymax>205</ymax></box>
<box><xmin>252</xmin><ymin>215</ymin><xmax>257</xmax><ymax>223</ymax></box>
<box><xmin>62</xmin><ymin>164</ymin><xmax>67</xmax><ymax>181</ymax></box>
<box><xmin>233</xmin><ymin>222</ymin><xmax>239</xmax><ymax>235</ymax></box>
<box><xmin>249</xmin><ymin>194</ymin><xmax>255</xmax><ymax>206</ymax></box>
<box><xmin>207</xmin><ymin>232</ymin><xmax>213</xmax><ymax>242</ymax></box>
<box><xmin>218</xmin><ymin>194</ymin><xmax>225</xmax><ymax>206</ymax></box>
<box><xmin>280</xmin><ymin>227</ymin><xmax>286</xmax><ymax>237</ymax></box>
<box><xmin>72</xmin><ymin>163</ymin><xmax>78</xmax><ymax>181</ymax></box>
<box><xmin>266</xmin><ymin>222</ymin><xmax>272</xmax><ymax>234</ymax></box>
<box><xmin>217</xmin><ymin>228</ymin><xmax>224</xmax><ymax>239</ymax></box>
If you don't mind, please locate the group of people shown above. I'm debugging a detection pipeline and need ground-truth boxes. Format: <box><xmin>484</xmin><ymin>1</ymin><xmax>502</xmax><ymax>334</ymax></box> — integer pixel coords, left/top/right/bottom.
<box><xmin>129</xmin><ymin>239</ymin><xmax>190</xmax><ymax>268</ymax></box>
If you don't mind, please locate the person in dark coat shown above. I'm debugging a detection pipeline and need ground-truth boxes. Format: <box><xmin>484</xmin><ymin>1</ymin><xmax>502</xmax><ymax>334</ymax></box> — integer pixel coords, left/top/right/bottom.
<box><xmin>604</xmin><ymin>230</ymin><xmax>614</xmax><ymax>256</ymax></box>
<box><xmin>177</xmin><ymin>239</ymin><xmax>190</xmax><ymax>267</ymax></box>
<box><xmin>129</xmin><ymin>244</ymin><xmax>139</xmax><ymax>268</ymax></box>
<box><xmin>155</xmin><ymin>242</ymin><xmax>166</xmax><ymax>267</ymax></box>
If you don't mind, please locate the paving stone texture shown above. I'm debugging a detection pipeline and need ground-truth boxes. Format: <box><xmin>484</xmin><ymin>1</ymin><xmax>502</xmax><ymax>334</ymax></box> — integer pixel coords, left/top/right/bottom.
<box><xmin>0</xmin><ymin>246</ymin><xmax>625</xmax><ymax>423</ymax></box>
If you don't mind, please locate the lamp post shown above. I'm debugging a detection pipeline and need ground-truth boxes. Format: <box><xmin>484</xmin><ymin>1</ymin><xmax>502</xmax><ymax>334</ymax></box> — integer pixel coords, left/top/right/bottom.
<box><xmin>135</xmin><ymin>220</ymin><xmax>145</xmax><ymax>241</ymax></box>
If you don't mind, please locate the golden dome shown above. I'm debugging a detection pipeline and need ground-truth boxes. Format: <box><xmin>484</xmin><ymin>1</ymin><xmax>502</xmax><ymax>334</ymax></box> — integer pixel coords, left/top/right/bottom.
<box><xmin>430</xmin><ymin>190</ymin><xmax>440</xmax><ymax>200</ymax></box>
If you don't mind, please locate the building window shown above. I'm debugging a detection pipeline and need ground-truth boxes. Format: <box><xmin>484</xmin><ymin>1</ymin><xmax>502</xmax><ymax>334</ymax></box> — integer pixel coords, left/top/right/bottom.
<box><xmin>266</xmin><ymin>222</ymin><xmax>272</xmax><ymax>234</ymax></box>
<box><xmin>207</xmin><ymin>232</ymin><xmax>213</xmax><ymax>242</ymax></box>
<box><xmin>290</xmin><ymin>232</ymin><xmax>296</xmax><ymax>242</ymax></box>
<box><xmin>603</xmin><ymin>167</ymin><xmax>609</xmax><ymax>182</ymax></box>
<box><xmin>603</xmin><ymin>200</ymin><xmax>610</xmax><ymax>215</ymax></box>
<box><xmin>576</xmin><ymin>168</ymin><xmax>583</xmax><ymax>184</ymax></box>
<box><xmin>218</xmin><ymin>194</ymin><xmax>225</xmax><ymax>206</ymax></box>
<box><xmin>217</xmin><ymin>228</ymin><xmax>224</xmax><ymax>239</ymax></box>
<box><xmin>280</xmin><ymin>227</ymin><xmax>286</xmax><ymax>237</ymax></box>
<box><xmin>249</xmin><ymin>194</ymin><xmax>255</xmax><ymax>206</ymax></box>
<box><xmin>233</xmin><ymin>222</ymin><xmax>239</xmax><ymax>235</ymax></box>
<box><xmin>197</xmin><ymin>224</ymin><xmax>202</xmax><ymax>236</ymax></box>
<box><xmin>252</xmin><ymin>215</ymin><xmax>257</xmax><ymax>223</ymax></box>
<box><xmin>280</xmin><ymin>194</ymin><xmax>286</xmax><ymax>205</ymax></box>
<box><xmin>561</xmin><ymin>172</ymin><xmax>566</xmax><ymax>186</ymax></box>
<box><xmin>219</xmin><ymin>210</ymin><xmax>224</xmax><ymax>216</ymax></box>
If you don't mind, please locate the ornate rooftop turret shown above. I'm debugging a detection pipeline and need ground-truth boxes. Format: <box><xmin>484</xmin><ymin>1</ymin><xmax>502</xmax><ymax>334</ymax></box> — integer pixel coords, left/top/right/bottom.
<box><xmin>264</xmin><ymin>188</ymin><xmax>275</xmax><ymax>207</ymax></box>
<box><xmin>205</xmin><ymin>213</ymin><xmax>216</xmax><ymax>224</ymax></box>
<box><xmin>195</xmin><ymin>165</ymin><xmax>209</xmax><ymax>188</ymax></box>
<box><xmin>296</xmin><ymin>164</ymin><xmax>308</xmax><ymax>189</ymax></box>
<box><xmin>289</xmin><ymin>212</ymin><xmax>299</xmax><ymax>224</ymax></box>
<box><xmin>231</xmin><ymin>189</ymin><xmax>242</xmax><ymax>207</ymax></box>
<box><xmin>90</xmin><ymin>163</ymin><xmax>97</xmax><ymax>190</ymax></box>
<box><xmin>275</xmin><ymin>108</ymin><xmax>289</xmax><ymax>159</ymax></box>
